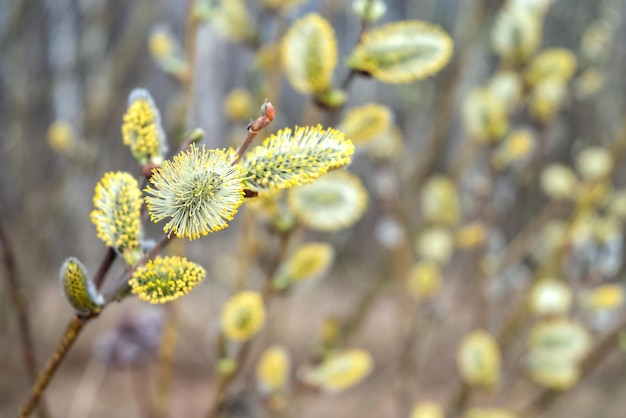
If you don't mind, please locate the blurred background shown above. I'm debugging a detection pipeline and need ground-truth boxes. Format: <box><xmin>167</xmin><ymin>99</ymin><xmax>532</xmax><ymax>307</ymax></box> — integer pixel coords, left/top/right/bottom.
<box><xmin>2</xmin><ymin>0</ymin><xmax>626</xmax><ymax>417</ymax></box>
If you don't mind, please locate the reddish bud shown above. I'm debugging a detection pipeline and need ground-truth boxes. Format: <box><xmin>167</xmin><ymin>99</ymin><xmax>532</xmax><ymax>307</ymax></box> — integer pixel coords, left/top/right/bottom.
<box><xmin>262</xmin><ymin>100</ymin><xmax>275</xmax><ymax>122</ymax></box>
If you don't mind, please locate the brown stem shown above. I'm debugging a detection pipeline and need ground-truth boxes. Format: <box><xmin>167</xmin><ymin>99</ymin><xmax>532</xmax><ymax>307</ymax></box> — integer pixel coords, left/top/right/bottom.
<box><xmin>443</xmin><ymin>194</ymin><xmax>565</xmax><ymax>418</ymax></box>
<box><xmin>262</xmin><ymin>230</ymin><xmax>294</xmax><ymax>299</ymax></box>
<box><xmin>340</xmin><ymin>0</ymin><xmax>373</xmax><ymax>90</ymax></box>
<box><xmin>19</xmin><ymin>316</ymin><xmax>85</xmax><ymax>418</ymax></box>
<box><xmin>93</xmin><ymin>247</ymin><xmax>117</xmax><ymax>290</ymax></box>
<box><xmin>204</xmin><ymin>230</ymin><xmax>291</xmax><ymax>417</ymax></box>
<box><xmin>492</xmin><ymin>202</ymin><xmax>563</xmax><ymax>279</ymax></box>
<box><xmin>0</xmin><ymin>221</ymin><xmax>50</xmax><ymax>418</ymax></box>
<box><xmin>19</xmin><ymin>234</ymin><xmax>175</xmax><ymax>417</ymax></box>
<box><xmin>231</xmin><ymin>100</ymin><xmax>275</xmax><ymax>165</ymax></box>
<box><xmin>446</xmin><ymin>383</ymin><xmax>471</xmax><ymax>418</ymax></box>
<box><xmin>234</xmin><ymin>209</ymin><xmax>257</xmax><ymax>291</ymax></box>
<box><xmin>204</xmin><ymin>340</ymin><xmax>254</xmax><ymax>418</ymax></box>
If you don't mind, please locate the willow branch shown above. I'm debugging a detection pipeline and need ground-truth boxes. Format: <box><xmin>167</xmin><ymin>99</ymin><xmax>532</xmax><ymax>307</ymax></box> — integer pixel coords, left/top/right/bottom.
<box><xmin>19</xmin><ymin>317</ymin><xmax>85</xmax><ymax>418</ymax></box>
<box><xmin>232</xmin><ymin>100</ymin><xmax>275</xmax><ymax>165</ymax></box>
<box><xmin>93</xmin><ymin>247</ymin><xmax>117</xmax><ymax>289</ymax></box>
<box><xmin>19</xmin><ymin>234</ymin><xmax>175</xmax><ymax>417</ymax></box>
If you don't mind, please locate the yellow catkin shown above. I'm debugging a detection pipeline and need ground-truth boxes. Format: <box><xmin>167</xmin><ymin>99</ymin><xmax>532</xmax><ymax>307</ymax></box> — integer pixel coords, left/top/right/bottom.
<box><xmin>301</xmin><ymin>349</ymin><xmax>373</xmax><ymax>393</ymax></box>
<box><xmin>586</xmin><ymin>285</ymin><xmax>624</xmax><ymax>310</ymax></box>
<box><xmin>129</xmin><ymin>256</ymin><xmax>206</xmax><ymax>304</ymax></box>
<box><xmin>281</xmin><ymin>14</ymin><xmax>337</xmax><ymax>93</ymax></box>
<box><xmin>221</xmin><ymin>291</ymin><xmax>266</xmax><ymax>342</ymax></box>
<box><xmin>243</xmin><ymin>125</ymin><xmax>354</xmax><ymax>192</ymax></box>
<box><xmin>457</xmin><ymin>330</ymin><xmax>501</xmax><ymax>388</ymax></box>
<box><xmin>287</xmin><ymin>170</ymin><xmax>368</xmax><ymax>232</ymax></box>
<box><xmin>283</xmin><ymin>243</ymin><xmax>334</xmax><ymax>283</ymax></box>
<box><xmin>60</xmin><ymin>258</ymin><xmax>103</xmax><ymax>314</ymax></box>
<box><xmin>145</xmin><ymin>145</ymin><xmax>244</xmax><ymax>240</ymax></box>
<box><xmin>90</xmin><ymin>172</ymin><xmax>143</xmax><ymax>264</ymax></box>
<box><xmin>256</xmin><ymin>345</ymin><xmax>290</xmax><ymax>393</ymax></box>
<box><xmin>411</xmin><ymin>402</ymin><xmax>444</xmax><ymax>418</ymax></box>
<box><xmin>348</xmin><ymin>20</ymin><xmax>453</xmax><ymax>83</ymax></box>
<box><xmin>122</xmin><ymin>89</ymin><xmax>166</xmax><ymax>164</ymax></box>
<box><xmin>339</xmin><ymin>103</ymin><xmax>392</xmax><ymax>145</ymax></box>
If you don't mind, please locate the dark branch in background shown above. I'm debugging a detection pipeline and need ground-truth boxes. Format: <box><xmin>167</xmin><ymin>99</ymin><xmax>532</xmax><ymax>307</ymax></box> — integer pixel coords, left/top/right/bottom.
<box><xmin>203</xmin><ymin>229</ymin><xmax>292</xmax><ymax>418</ymax></box>
<box><xmin>409</xmin><ymin>0</ymin><xmax>491</xmax><ymax>191</ymax></box>
<box><xmin>0</xmin><ymin>0</ymin><xmax>35</xmax><ymax>52</ymax></box>
<box><xmin>0</xmin><ymin>221</ymin><xmax>50</xmax><ymax>418</ymax></box>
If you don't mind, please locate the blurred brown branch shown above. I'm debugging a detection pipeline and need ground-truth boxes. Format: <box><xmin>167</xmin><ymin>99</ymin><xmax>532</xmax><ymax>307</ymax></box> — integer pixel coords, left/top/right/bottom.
<box><xmin>0</xmin><ymin>221</ymin><xmax>50</xmax><ymax>418</ymax></box>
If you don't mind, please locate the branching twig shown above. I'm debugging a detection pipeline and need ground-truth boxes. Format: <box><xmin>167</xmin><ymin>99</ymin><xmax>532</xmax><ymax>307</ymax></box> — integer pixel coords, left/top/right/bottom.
<box><xmin>19</xmin><ymin>234</ymin><xmax>175</xmax><ymax>417</ymax></box>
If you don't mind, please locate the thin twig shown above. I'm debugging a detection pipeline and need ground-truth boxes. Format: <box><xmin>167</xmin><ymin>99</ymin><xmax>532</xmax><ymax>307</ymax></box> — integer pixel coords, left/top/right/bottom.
<box><xmin>204</xmin><ymin>230</ymin><xmax>292</xmax><ymax>418</ymax></box>
<box><xmin>406</xmin><ymin>0</ymin><xmax>491</xmax><ymax>219</ymax></box>
<box><xmin>231</xmin><ymin>100</ymin><xmax>275</xmax><ymax>165</ymax></box>
<box><xmin>19</xmin><ymin>317</ymin><xmax>86</xmax><ymax>418</ymax></box>
<box><xmin>445</xmin><ymin>383</ymin><xmax>471</xmax><ymax>418</ymax></box>
<box><xmin>204</xmin><ymin>340</ymin><xmax>254</xmax><ymax>418</ymax></box>
<box><xmin>262</xmin><ymin>230</ymin><xmax>294</xmax><ymax>299</ymax></box>
<box><xmin>492</xmin><ymin>201</ymin><xmax>563</xmax><ymax>280</ymax></box>
<box><xmin>339</xmin><ymin>273</ymin><xmax>388</xmax><ymax>344</ymax></box>
<box><xmin>19</xmin><ymin>234</ymin><xmax>175</xmax><ymax>417</ymax></box>
<box><xmin>0</xmin><ymin>221</ymin><xmax>50</xmax><ymax>418</ymax></box>
<box><xmin>93</xmin><ymin>247</ymin><xmax>117</xmax><ymax>290</ymax></box>
<box><xmin>442</xmin><ymin>195</ymin><xmax>566</xmax><ymax>418</ymax></box>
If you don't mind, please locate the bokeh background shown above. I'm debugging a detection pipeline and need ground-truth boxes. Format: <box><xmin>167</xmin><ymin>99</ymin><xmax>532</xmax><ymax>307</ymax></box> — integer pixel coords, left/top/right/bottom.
<box><xmin>2</xmin><ymin>0</ymin><xmax>626</xmax><ymax>417</ymax></box>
